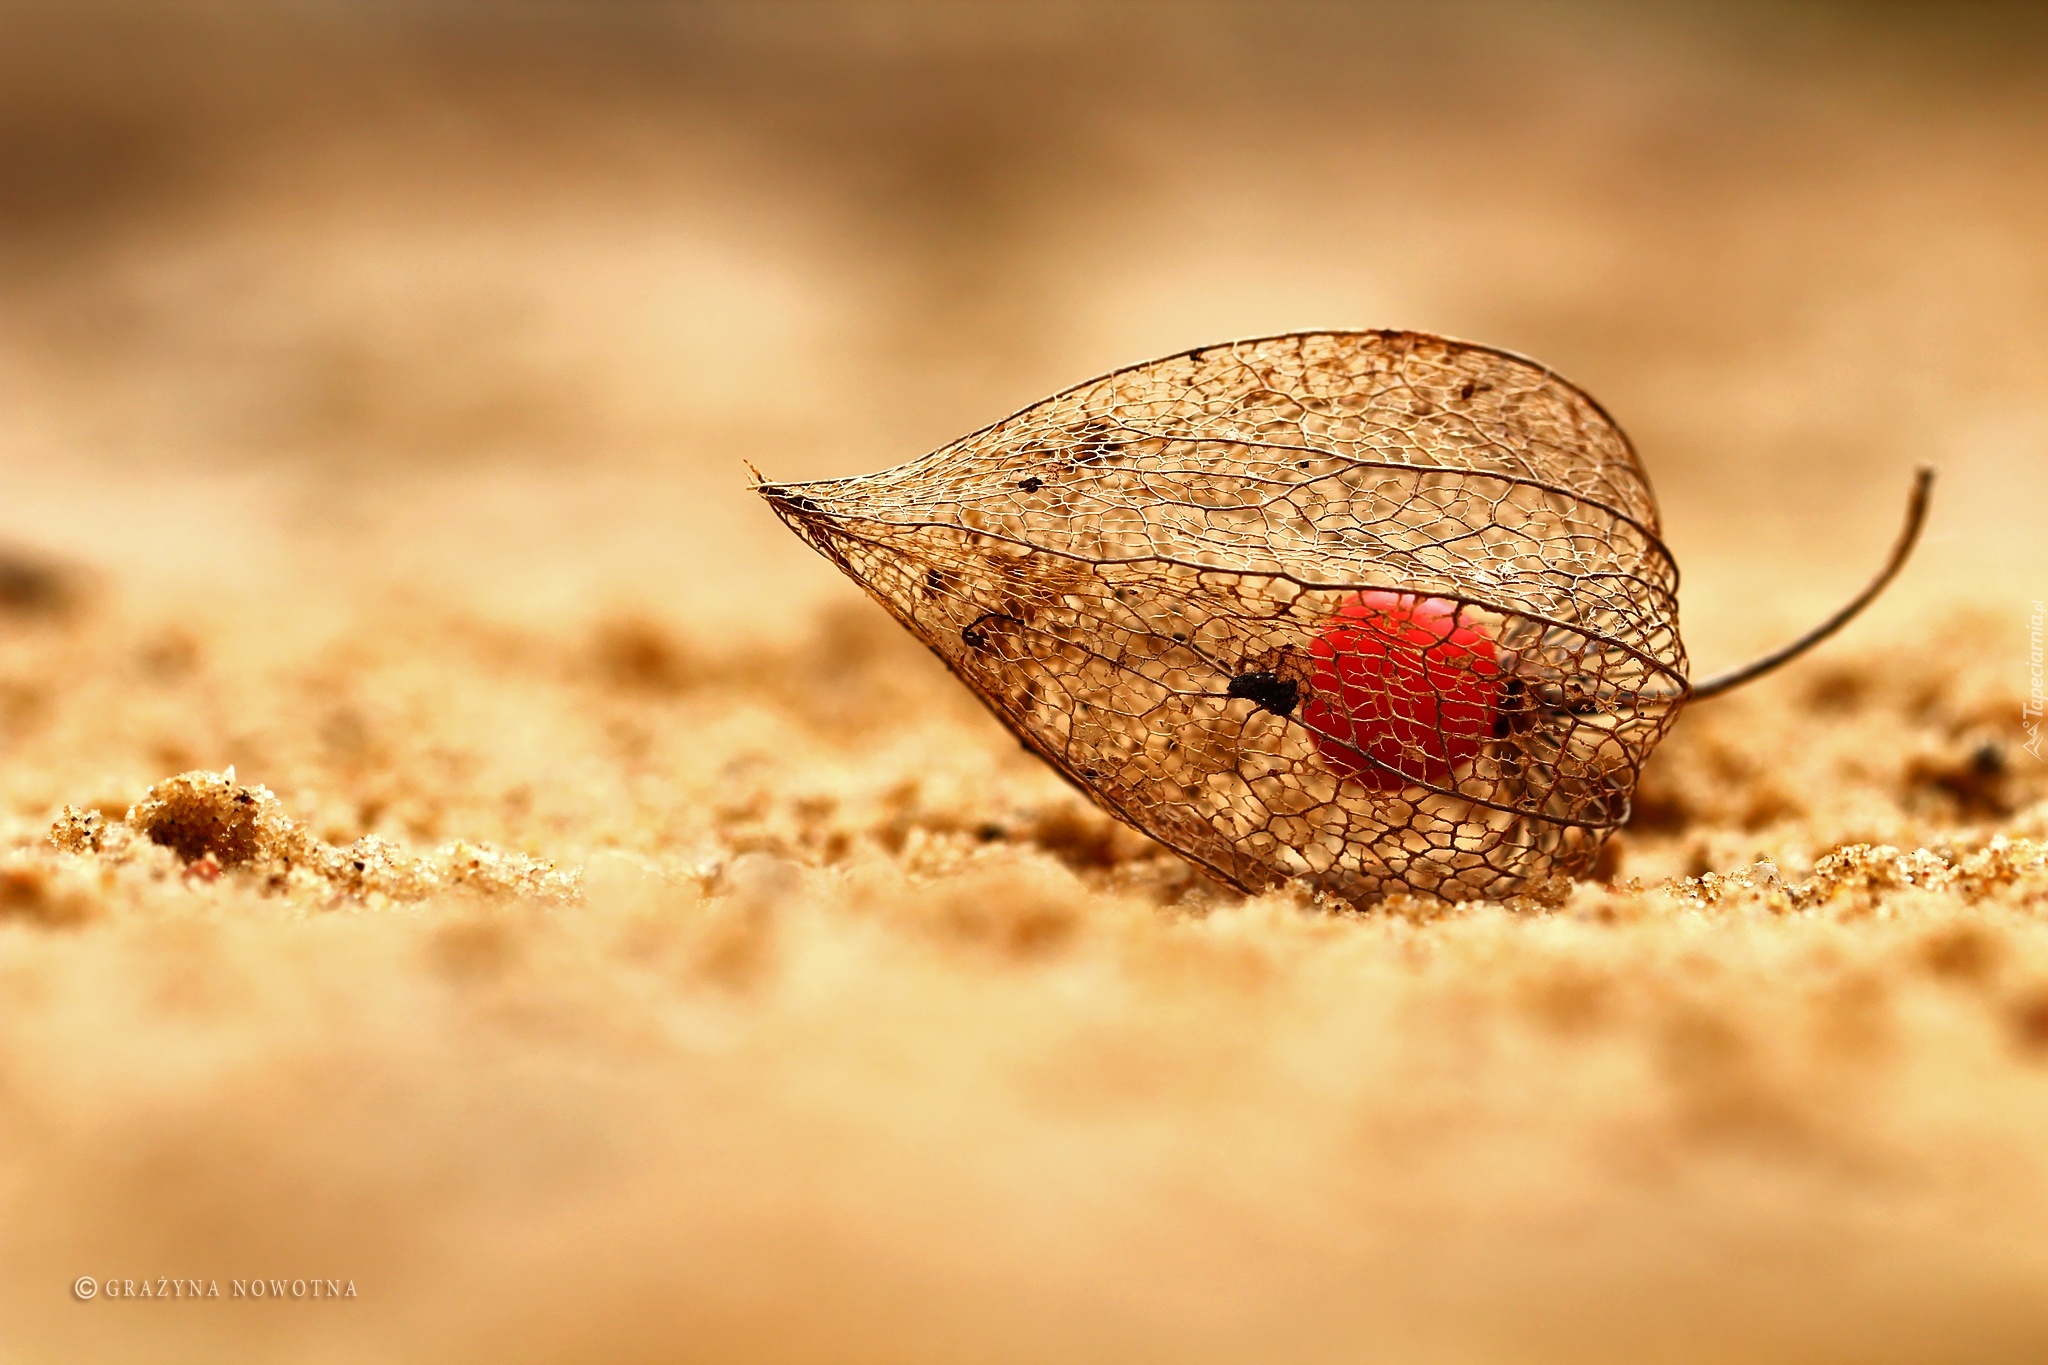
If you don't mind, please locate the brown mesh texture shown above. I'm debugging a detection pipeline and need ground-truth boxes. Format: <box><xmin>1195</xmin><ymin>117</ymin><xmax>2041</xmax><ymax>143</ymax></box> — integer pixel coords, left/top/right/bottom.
<box><xmin>760</xmin><ymin>331</ymin><xmax>1690</xmax><ymax>904</ymax></box>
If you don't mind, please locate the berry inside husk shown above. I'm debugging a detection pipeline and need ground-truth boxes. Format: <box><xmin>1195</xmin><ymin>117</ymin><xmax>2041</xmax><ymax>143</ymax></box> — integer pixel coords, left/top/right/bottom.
<box><xmin>1301</xmin><ymin>590</ymin><xmax>1502</xmax><ymax>792</ymax></box>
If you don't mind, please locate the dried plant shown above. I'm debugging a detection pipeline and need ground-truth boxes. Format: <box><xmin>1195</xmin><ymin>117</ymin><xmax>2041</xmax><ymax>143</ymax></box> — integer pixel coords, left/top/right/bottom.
<box><xmin>759</xmin><ymin>331</ymin><xmax>1930</xmax><ymax>905</ymax></box>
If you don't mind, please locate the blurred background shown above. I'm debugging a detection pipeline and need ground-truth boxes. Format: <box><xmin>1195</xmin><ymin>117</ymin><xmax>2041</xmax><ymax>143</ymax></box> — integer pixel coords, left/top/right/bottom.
<box><xmin>2</xmin><ymin>0</ymin><xmax>2043</xmax><ymax>655</ymax></box>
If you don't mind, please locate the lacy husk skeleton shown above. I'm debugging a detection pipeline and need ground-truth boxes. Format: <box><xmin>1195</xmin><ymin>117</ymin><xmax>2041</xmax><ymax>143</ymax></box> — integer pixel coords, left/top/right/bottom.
<box><xmin>760</xmin><ymin>331</ymin><xmax>1929</xmax><ymax>906</ymax></box>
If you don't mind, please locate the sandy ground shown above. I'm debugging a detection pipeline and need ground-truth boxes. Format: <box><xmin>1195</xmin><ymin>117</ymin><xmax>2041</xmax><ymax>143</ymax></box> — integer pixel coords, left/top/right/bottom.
<box><xmin>3</xmin><ymin>3</ymin><xmax>2048</xmax><ymax>1361</ymax></box>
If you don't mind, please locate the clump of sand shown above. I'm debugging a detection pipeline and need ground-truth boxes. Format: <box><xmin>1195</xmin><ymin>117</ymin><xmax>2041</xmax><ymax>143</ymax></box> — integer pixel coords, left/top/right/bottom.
<box><xmin>44</xmin><ymin>768</ymin><xmax>575</xmax><ymax>908</ymax></box>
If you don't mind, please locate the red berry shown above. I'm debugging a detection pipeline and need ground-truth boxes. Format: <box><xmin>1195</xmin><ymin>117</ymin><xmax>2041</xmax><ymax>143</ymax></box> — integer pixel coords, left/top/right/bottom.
<box><xmin>1301</xmin><ymin>591</ymin><xmax>1502</xmax><ymax>792</ymax></box>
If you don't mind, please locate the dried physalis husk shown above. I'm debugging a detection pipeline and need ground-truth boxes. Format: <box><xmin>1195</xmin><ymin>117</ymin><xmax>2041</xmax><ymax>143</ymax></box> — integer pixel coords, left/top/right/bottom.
<box><xmin>759</xmin><ymin>331</ymin><xmax>1929</xmax><ymax>906</ymax></box>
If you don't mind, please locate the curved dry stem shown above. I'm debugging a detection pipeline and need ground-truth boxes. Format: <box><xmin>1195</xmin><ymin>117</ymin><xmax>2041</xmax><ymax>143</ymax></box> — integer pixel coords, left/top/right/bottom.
<box><xmin>1687</xmin><ymin>466</ymin><xmax>1935</xmax><ymax>702</ymax></box>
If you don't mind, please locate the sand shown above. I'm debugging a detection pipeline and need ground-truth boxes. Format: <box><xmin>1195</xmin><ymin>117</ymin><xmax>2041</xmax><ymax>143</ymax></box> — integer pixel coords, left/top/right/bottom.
<box><xmin>3</xmin><ymin>4</ymin><xmax>2047</xmax><ymax>1361</ymax></box>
